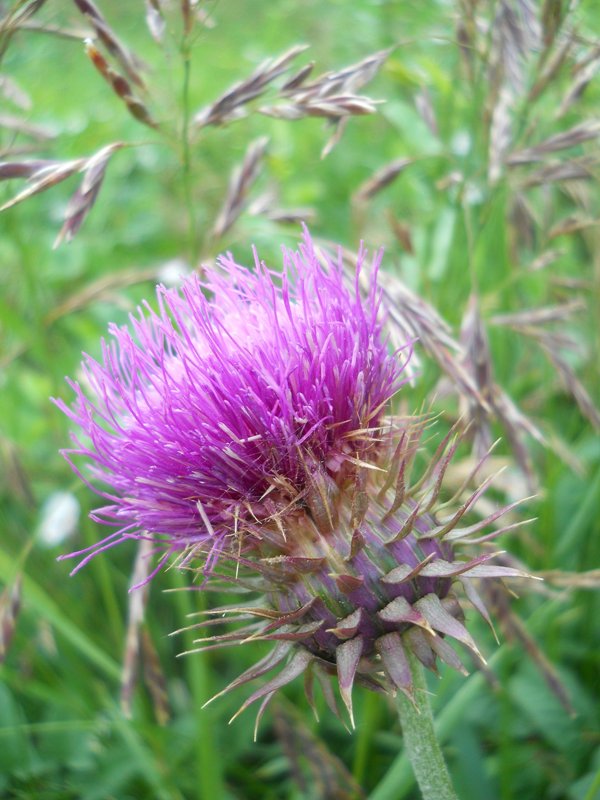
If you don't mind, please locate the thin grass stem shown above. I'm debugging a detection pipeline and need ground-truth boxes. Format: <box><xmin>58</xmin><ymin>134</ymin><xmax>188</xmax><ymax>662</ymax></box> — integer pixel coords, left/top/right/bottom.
<box><xmin>180</xmin><ymin>36</ymin><xmax>200</xmax><ymax>264</ymax></box>
<box><xmin>171</xmin><ymin>569</ymin><xmax>226</xmax><ymax>800</ymax></box>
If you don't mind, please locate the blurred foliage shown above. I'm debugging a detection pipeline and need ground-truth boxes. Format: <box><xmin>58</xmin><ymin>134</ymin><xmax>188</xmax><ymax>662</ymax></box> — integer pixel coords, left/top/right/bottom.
<box><xmin>1</xmin><ymin>1</ymin><xmax>599</xmax><ymax>798</ymax></box>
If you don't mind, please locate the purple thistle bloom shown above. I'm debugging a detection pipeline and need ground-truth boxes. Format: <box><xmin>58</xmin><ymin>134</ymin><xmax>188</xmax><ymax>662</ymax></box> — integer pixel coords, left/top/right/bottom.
<box><xmin>54</xmin><ymin>230</ymin><xmax>405</xmax><ymax>575</ymax></box>
<box><xmin>55</xmin><ymin>229</ymin><xmax>531</xmax><ymax>726</ymax></box>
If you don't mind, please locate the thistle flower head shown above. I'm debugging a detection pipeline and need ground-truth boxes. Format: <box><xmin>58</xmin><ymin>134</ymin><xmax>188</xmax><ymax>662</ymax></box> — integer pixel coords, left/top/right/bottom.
<box><xmin>55</xmin><ymin>231</ymin><xmax>401</xmax><ymax>569</ymax></box>
<box><xmin>56</xmin><ymin>229</ymin><xmax>529</xmax><ymax>726</ymax></box>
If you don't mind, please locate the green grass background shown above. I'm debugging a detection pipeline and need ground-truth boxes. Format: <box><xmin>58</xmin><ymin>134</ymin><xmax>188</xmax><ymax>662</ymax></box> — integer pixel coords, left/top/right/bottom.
<box><xmin>1</xmin><ymin>1</ymin><xmax>599</xmax><ymax>798</ymax></box>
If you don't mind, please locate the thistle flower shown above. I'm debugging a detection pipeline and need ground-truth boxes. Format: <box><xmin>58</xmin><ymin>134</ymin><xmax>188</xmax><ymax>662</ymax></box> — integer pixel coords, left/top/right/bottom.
<box><xmin>55</xmin><ymin>229</ymin><xmax>530</xmax><ymax>727</ymax></box>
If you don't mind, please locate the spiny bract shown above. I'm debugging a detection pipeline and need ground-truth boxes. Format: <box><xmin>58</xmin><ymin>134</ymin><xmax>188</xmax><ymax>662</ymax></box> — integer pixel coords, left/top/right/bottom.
<box><xmin>55</xmin><ymin>229</ymin><xmax>529</xmax><ymax>728</ymax></box>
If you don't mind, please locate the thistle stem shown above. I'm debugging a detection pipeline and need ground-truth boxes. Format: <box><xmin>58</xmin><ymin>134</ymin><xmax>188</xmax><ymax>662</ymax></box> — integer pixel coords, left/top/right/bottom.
<box><xmin>395</xmin><ymin>650</ymin><xmax>459</xmax><ymax>800</ymax></box>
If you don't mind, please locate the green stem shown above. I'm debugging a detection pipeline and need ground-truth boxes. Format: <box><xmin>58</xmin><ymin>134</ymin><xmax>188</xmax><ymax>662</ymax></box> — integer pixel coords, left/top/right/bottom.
<box><xmin>171</xmin><ymin>574</ymin><xmax>226</xmax><ymax>800</ymax></box>
<box><xmin>372</xmin><ymin>600</ymin><xmax>564</xmax><ymax>800</ymax></box>
<box><xmin>352</xmin><ymin>689</ymin><xmax>381</xmax><ymax>785</ymax></box>
<box><xmin>395</xmin><ymin>649</ymin><xmax>459</xmax><ymax>800</ymax></box>
<box><xmin>180</xmin><ymin>36</ymin><xmax>200</xmax><ymax>264</ymax></box>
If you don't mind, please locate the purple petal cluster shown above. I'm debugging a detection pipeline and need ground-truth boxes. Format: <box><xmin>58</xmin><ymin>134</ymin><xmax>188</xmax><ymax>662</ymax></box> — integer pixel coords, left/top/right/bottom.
<box><xmin>54</xmin><ymin>231</ymin><xmax>405</xmax><ymax>573</ymax></box>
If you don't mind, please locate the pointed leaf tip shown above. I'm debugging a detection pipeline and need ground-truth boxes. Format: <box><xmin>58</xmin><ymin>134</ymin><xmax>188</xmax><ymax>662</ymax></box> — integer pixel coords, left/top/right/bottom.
<box><xmin>336</xmin><ymin>636</ymin><xmax>364</xmax><ymax>728</ymax></box>
<box><xmin>378</xmin><ymin>596</ymin><xmax>435</xmax><ymax>634</ymax></box>
<box><xmin>415</xmin><ymin>593</ymin><xmax>482</xmax><ymax>658</ymax></box>
<box><xmin>376</xmin><ymin>632</ymin><xmax>413</xmax><ymax>698</ymax></box>
<box><xmin>229</xmin><ymin>648</ymin><xmax>313</xmax><ymax>724</ymax></box>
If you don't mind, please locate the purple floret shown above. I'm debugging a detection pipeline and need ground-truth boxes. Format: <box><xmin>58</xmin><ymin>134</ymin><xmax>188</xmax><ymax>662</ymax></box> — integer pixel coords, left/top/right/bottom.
<box><xmin>54</xmin><ymin>230</ymin><xmax>408</xmax><ymax>575</ymax></box>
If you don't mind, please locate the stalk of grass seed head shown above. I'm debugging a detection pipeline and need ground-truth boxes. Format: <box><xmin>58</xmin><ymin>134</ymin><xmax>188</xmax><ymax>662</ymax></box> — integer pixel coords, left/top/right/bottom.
<box><xmin>54</xmin><ymin>229</ymin><xmax>534</xmax><ymax>792</ymax></box>
<box><xmin>180</xmin><ymin>22</ymin><xmax>199</xmax><ymax>264</ymax></box>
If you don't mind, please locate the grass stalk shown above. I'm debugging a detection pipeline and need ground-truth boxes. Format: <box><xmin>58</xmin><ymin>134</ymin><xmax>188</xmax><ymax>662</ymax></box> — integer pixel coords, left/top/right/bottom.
<box><xmin>171</xmin><ymin>572</ymin><xmax>226</xmax><ymax>800</ymax></box>
<box><xmin>180</xmin><ymin>35</ymin><xmax>200</xmax><ymax>265</ymax></box>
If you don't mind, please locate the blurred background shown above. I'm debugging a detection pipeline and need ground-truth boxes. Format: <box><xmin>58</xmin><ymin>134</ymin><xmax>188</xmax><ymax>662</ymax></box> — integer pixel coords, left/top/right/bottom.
<box><xmin>1</xmin><ymin>1</ymin><xmax>599</xmax><ymax>798</ymax></box>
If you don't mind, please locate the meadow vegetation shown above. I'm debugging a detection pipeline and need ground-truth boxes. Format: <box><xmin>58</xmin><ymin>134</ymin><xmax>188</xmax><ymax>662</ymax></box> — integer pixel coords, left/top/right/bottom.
<box><xmin>1</xmin><ymin>1</ymin><xmax>599</xmax><ymax>798</ymax></box>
